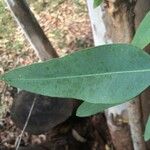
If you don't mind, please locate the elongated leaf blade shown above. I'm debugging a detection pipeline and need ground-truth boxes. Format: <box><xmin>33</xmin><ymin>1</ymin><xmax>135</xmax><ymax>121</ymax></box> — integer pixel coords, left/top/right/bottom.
<box><xmin>76</xmin><ymin>102</ymin><xmax>119</xmax><ymax>117</ymax></box>
<box><xmin>1</xmin><ymin>44</ymin><xmax>150</xmax><ymax>104</ymax></box>
<box><xmin>144</xmin><ymin>117</ymin><xmax>150</xmax><ymax>141</ymax></box>
<box><xmin>94</xmin><ymin>0</ymin><xmax>102</xmax><ymax>8</ymax></box>
<box><xmin>132</xmin><ymin>11</ymin><xmax>150</xmax><ymax>49</ymax></box>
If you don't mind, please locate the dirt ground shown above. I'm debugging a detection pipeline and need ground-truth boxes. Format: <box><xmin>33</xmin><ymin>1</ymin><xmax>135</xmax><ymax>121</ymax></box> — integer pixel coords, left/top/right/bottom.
<box><xmin>0</xmin><ymin>0</ymin><xmax>112</xmax><ymax>149</ymax></box>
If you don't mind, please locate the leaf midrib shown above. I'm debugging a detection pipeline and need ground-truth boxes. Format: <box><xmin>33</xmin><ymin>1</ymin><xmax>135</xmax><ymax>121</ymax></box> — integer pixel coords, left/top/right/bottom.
<box><xmin>6</xmin><ymin>68</ymin><xmax>150</xmax><ymax>81</ymax></box>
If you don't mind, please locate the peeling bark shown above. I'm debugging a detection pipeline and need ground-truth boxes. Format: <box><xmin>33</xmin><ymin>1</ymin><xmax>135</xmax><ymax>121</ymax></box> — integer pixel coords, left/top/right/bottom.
<box><xmin>87</xmin><ymin>0</ymin><xmax>135</xmax><ymax>149</ymax></box>
<box><xmin>87</xmin><ymin>0</ymin><xmax>150</xmax><ymax>149</ymax></box>
<box><xmin>105</xmin><ymin>106</ymin><xmax>133</xmax><ymax>150</ymax></box>
<box><xmin>102</xmin><ymin>0</ymin><xmax>136</xmax><ymax>43</ymax></box>
<box><xmin>102</xmin><ymin>0</ymin><xmax>149</xmax><ymax>149</ymax></box>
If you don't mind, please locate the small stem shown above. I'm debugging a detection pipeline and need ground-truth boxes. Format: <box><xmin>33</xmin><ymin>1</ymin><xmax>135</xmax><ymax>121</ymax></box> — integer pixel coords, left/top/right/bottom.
<box><xmin>15</xmin><ymin>97</ymin><xmax>36</xmax><ymax>150</ymax></box>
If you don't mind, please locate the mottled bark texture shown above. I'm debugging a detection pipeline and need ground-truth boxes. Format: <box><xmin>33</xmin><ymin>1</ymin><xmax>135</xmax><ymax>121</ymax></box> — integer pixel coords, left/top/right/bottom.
<box><xmin>103</xmin><ymin>0</ymin><xmax>136</xmax><ymax>43</ymax></box>
<box><xmin>102</xmin><ymin>0</ymin><xmax>150</xmax><ymax>149</ymax></box>
<box><xmin>102</xmin><ymin>1</ymin><xmax>136</xmax><ymax>149</ymax></box>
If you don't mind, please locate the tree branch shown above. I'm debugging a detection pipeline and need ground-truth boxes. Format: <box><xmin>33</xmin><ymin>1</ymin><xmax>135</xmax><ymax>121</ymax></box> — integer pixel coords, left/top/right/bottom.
<box><xmin>5</xmin><ymin>0</ymin><xmax>58</xmax><ymax>61</ymax></box>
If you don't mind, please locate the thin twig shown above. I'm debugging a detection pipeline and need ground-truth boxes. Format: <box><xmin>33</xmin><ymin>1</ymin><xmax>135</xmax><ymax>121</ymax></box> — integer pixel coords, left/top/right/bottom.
<box><xmin>15</xmin><ymin>97</ymin><xmax>37</xmax><ymax>150</ymax></box>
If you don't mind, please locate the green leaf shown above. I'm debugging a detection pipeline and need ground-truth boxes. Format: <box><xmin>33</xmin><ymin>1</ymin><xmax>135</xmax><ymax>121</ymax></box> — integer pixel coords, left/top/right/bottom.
<box><xmin>76</xmin><ymin>102</ymin><xmax>119</xmax><ymax>117</ymax></box>
<box><xmin>1</xmin><ymin>44</ymin><xmax>150</xmax><ymax>104</ymax></box>
<box><xmin>144</xmin><ymin>116</ymin><xmax>150</xmax><ymax>141</ymax></box>
<box><xmin>94</xmin><ymin>0</ymin><xmax>102</xmax><ymax>8</ymax></box>
<box><xmin>132</xmin><ymin>11</ymin><xmax>150</xmax><ymax>49</ymax></box>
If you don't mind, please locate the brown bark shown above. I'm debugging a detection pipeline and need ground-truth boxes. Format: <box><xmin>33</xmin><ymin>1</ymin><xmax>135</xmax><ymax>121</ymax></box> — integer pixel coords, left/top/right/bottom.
<box><xmin>103</xmin><ymin>0</ymin><xmax>136</xmax><ymax>43</ymax></box>
<box><xmin>103</xmin><ymin>0</ymin><xmax>136</xmax><ymax>149</ymax></box>
<box><xmin>105</xmin><ymin>108</ymin><xmax>133</xmax><ymax>150</ymax></box>
<box><xmin>102</xmin><ymin>0</ymin><xmax>150</xmax><ymax>149</ymax></box>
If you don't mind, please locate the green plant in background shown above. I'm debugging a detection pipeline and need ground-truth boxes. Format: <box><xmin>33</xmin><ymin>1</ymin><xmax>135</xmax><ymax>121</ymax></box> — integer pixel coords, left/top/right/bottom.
<box><xmin>93</xmin><ymin>0</ymin><xmax>102</xmax><ymax>8</ymax></box>
<box><xmin>0</xmin><ymin>1</ymin><xmax>150</xmax><ymax>142</ymax></box>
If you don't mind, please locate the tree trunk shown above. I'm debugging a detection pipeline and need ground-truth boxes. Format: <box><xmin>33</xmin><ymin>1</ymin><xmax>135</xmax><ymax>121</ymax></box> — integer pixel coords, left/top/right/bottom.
<box><xmin>87</xmin><ymin>0</ymin><xmax>150</xmax><ymax>149</ymax></box>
